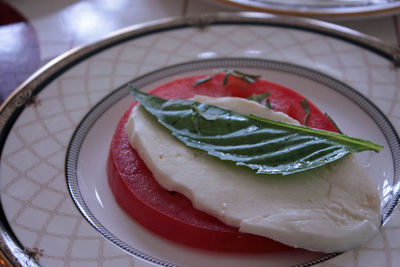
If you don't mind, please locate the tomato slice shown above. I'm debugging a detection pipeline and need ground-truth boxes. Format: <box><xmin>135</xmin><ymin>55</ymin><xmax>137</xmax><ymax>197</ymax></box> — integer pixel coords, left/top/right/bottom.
<box><xmin>107</xmin><ymin>74</ymin><xmax>339</xmax><ymax>253</ymax></box>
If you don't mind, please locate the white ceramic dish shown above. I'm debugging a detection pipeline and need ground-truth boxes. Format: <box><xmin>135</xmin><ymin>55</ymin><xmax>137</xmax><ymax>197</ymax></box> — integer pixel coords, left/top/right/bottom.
<box><xmin>0</xmin><ymin>12</ymin><xmax>399</xmax><ymax>267</ymax></box>
<box><xmin>67</xmin><ymin>58</ymin><xmax>396</xmax><ymax>267</ymax></box>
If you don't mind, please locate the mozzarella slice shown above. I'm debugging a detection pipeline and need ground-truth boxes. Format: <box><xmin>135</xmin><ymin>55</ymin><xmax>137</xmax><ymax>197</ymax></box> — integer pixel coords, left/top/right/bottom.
<box><xmin>125</xmin><ymin>95</ymin><xmax>381</xmax><ymax>253</ymax></box>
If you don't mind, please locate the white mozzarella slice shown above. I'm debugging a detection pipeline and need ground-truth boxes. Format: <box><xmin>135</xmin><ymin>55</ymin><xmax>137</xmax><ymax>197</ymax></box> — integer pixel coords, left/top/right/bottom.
<box><xmin>190</xmin><ymin>95</ymin><xmax>299</xmax><ymax>125</ymax></box>
<box><xmin>125</xmin><ymin>95</ymin><xmax>381</xmax><ymax>253</ymax></box>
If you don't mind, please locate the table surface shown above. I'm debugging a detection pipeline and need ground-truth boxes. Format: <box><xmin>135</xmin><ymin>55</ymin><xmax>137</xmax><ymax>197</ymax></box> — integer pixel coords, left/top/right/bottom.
<box><xmin>1</xmin><ymin>1</ymin><xmax>400</xmax><ymax>267</ymax></box>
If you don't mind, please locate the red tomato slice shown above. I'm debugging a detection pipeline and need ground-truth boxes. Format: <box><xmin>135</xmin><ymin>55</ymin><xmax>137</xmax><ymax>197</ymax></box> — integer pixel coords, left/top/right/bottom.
<box><xmin>107</xmin><ymin>73</ymin><xmax>339</xmax><ymax>253</ymax></box>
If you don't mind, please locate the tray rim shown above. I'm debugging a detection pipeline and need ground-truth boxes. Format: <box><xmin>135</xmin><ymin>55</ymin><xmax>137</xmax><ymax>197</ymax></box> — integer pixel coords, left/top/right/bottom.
<box><xmin>1</xmin><ymin>11</ymin><xmax>400</xmax><ymax>266</ymax></box>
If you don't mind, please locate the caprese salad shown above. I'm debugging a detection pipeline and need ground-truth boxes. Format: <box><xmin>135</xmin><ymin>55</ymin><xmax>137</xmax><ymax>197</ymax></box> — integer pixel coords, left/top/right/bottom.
<box><xmin>107</xmin><ymin>70</ymin><xmax>382</xmax><ymax>253</ymax></box>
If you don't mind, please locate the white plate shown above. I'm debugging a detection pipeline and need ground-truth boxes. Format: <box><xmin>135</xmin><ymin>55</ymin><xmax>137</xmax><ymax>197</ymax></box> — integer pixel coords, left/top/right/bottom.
<box><xmin>213</xmin><ymin>0</ymin><xmax>400</xmax><ymax>18</ymax></box>
<box><xmin>1</xmin><ymin>12</ymin><xmax>400</xmax><ymax>267</ymax></box>
<box><xmin>67</xmin><ymin>58</ymin><xmax>397</xmax><ymax>267</ymax></box>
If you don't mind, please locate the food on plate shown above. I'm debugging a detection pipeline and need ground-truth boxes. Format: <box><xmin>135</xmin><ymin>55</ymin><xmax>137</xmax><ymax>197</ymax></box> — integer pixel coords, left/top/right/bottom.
<box><xmin>107</xmin><ymin>70</ymin><xmax>382</xmax><ymax>253</ymax></box>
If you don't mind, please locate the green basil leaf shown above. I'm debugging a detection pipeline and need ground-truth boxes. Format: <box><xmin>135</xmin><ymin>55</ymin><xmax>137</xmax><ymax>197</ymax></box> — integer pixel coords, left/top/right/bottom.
<box><xmin>300</xmin><ymin>99</ymin><xmax>310</xmax><ymax>126</ymax></box>
<box><xmin>194</xmin><ymin>69</ymin><xmax>261</xmax><ymax>86</ymax></box>
<box><xmin>247</xmin><ymin>92</ymin><xmax>270</xmax><ymax>103</ymax></box>
<box><xmin>247</xmin><ymin>92</ymin><xmax>274</xmax><ymax>109</ymax></box>
<box><xmin>130</xmin><ymin>87</ymin><xmax>383</xmax><ymax>175</ymax></box>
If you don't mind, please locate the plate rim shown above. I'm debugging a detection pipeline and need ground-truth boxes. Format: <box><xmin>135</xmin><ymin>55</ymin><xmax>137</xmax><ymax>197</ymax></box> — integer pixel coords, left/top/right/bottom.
<box><xmin>1</xmin><ymin>12</ymin><xmax>400</xmax><ymax>266</ymax></box>
<box><xmin>214</xmin><ymin>0</ymin><xmax>400</xmax><ymax>17</ymax></box>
